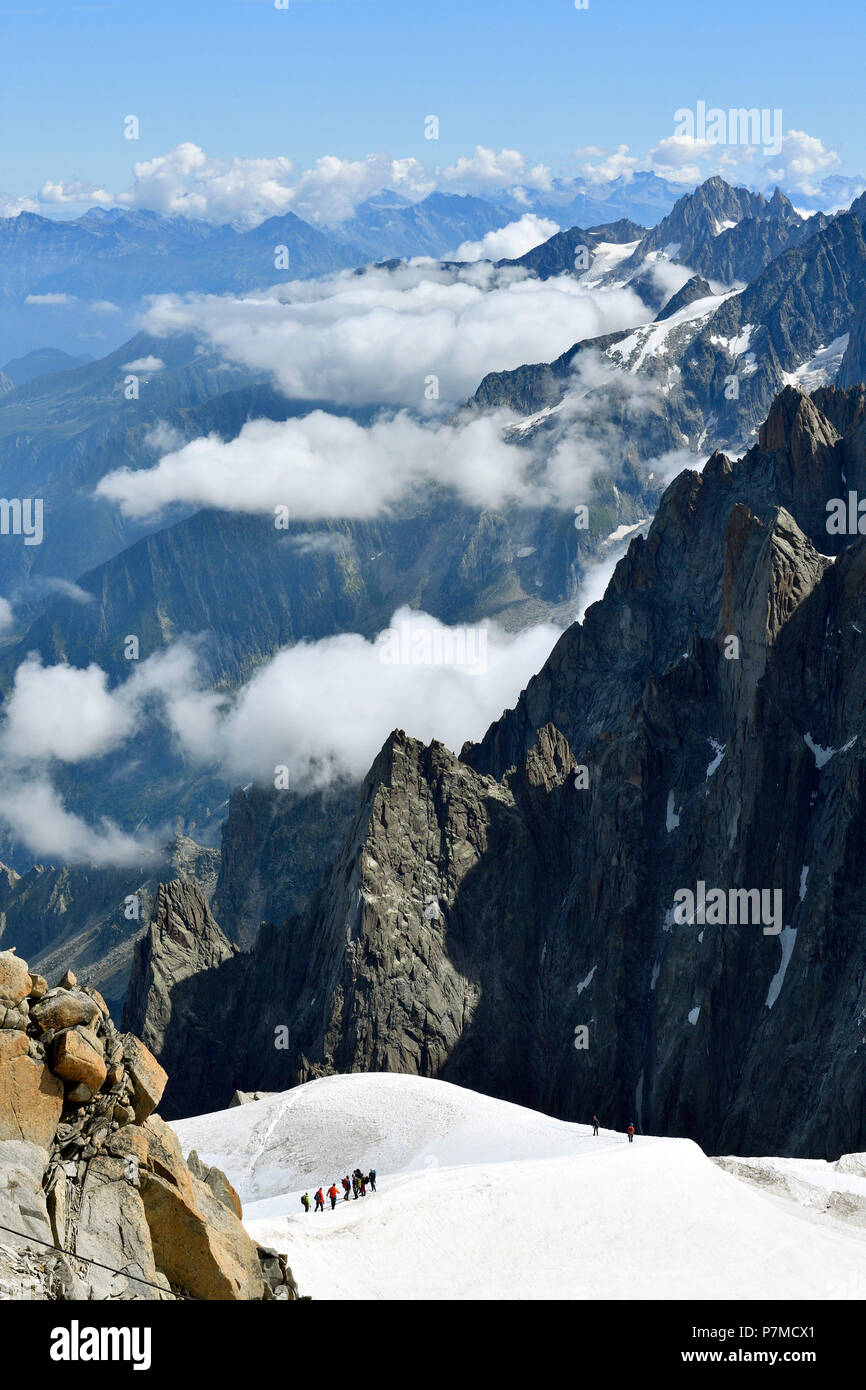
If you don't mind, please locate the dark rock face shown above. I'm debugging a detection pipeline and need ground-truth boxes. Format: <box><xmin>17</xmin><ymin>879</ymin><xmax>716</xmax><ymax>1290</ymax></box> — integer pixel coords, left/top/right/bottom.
<box><xmin>122</xmin><ymin>883</ymin><xmax>239</xmax><ymax>1104</ymax></box>
<box><xmin>618</xmin><ymin>178</ymin><xmax>813</xmax><ymax>289</ymax></box>
<box><xmin>494</xmin><ymin>224</ymin><xmax>630</xmax><ymax>281</ymax></box>
<box><xmin>586</xmin><ymin>218</ymin><xmax>647</xmax><ymax>244</ymax></box>
<box><xmin>213</xmin><ymin>782</ymin><xmax>360</xmax><ymax>948</ymax></box>
<box><xmin>688</xmin><ymin>189</ymin><xmax>818</xmax><ymax>288</ymax></box>
<box><xmin>679</xmin><ymin>212</ymin><xmax>866</xmax><ymax>447</ymax></box>
<box><xmin>655</xmin><ymin>276</ymin><xmax>713</xmax><ymax>321</ymax></box>
<box><xmin>837</xmin><ymin>302</ymin><xmax>866</xmax><ymax>388</ymax></box>
<box><xmin>126</xmin><ymin>387</ymin><xmax>866</xmax><ymax>1158</ymax></box>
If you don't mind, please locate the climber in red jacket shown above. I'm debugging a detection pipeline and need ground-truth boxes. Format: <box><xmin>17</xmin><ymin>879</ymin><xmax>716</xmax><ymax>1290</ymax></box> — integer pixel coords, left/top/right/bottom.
<box><xmin>627</xmin><ymin>1123</ymin><xmax>635</xmax><ymax>1143</ymax></box>
<box><xmin>327</xmin><ymin>1183</ymin><xmax>339</xmax><ymax>1210</ymax></box>
<box><xmin>314</xmin><ymin>1188</ymin><xmax>325</xmax><ymax>1212</ymax></box>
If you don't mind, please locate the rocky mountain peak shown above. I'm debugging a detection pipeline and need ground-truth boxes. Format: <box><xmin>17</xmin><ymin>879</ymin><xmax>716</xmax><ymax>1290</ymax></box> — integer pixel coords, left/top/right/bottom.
<box><xmin>758</xmin><ymin>384</ymin><xmax>839</xmax><ymax>455</ymax></box>
<box><xmin>122</xmin><ymin>882</ymin><xmax>237</xmax><ymax>1066</ymax></box>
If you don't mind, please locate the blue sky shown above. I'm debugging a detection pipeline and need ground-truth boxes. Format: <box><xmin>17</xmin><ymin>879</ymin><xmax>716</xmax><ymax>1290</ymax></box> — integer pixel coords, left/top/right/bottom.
<box><xmin>1</xmin><ymin>0</ymin><xmax>862</xmax><ymax>216</ymax></box>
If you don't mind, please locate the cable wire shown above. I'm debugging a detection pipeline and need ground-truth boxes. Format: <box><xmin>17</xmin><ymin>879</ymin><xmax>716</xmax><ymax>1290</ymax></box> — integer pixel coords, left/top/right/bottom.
<box><xmin>0</xmin><ymin>1219</ymin><xmax>190</xmax><ymax>1297</ymax></box>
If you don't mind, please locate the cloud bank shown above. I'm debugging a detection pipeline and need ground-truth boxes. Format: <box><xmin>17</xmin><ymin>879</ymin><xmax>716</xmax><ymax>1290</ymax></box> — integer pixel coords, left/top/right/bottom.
<box><xmin>0</xmin><ymin>611</ymin><xmax>563</xmax><ymax>863</ymax></box>
<box><xmin>451</xmin><ymin>214</ymin><xmax>559</xmax><ymax>263</ymax></box>
<box><xmin>577</xmin><ymin>128</ymin><xmax>844</xmax><ymax>198</ymax></box>
<box><xmin>137</xmin><ymin>260</ymin><xmax>649</xmax><ymax>408</ymax></box>
<box><xmin>12</xmin><ymin>127</ymin><xmax>853</xmax><ymax>227</ymax></box>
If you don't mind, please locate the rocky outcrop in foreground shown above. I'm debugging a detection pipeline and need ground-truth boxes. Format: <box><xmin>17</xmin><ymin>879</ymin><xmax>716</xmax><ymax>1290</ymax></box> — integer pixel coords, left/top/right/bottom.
<box><xmin>0</xmin><ymin>947</ymin><xmax>298</xmax><ymax>1301</ymax></box>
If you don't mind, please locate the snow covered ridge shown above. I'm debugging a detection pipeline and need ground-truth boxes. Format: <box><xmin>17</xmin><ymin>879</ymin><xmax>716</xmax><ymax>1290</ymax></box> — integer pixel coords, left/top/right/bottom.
<box><xmin>781</xmin><ymin>335</ymin><xmax>849</xmax><ymax>394</ymax></box>
<box><xmin>170</xmin><ymin>1074</ymin><xmax>866</xmax><ymax>1301</ymax></box>
<box><xmin>605</xmin><ymin>287</ymin><xmax>734</xmax><ymax>375</ymax></box>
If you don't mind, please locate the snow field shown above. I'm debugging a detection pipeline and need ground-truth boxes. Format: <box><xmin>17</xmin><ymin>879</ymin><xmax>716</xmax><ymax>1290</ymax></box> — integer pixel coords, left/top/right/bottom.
<box><xmin>170</xmin><ymin>1072</ymin><xmax>866</xmax><ymax>1301</ymax></box>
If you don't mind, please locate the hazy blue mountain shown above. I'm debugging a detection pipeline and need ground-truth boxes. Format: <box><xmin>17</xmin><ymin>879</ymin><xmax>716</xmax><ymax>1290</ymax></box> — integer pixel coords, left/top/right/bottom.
<box><xmin>0</xmin><ymin>346</ymin><xmax>91</xmax><ymax>385</ymax></box>
<box><xmin>528</xmin><ymin>171</ymin><xmax>686</xmax><ymax>228</ymax></box>
<box><xmin>333</xmin><ymin>191</ymin><xmax>514</xmax><ymax>259</ymax></box>
<box><xmin>0</xmin><ymin>331</ymin><xmax>259</xmax><ymax>606</ymax></box>
<box><xmin>0</xmin><ymin>194</ymin><xmax>520</xmax><ymax>360</ymax></box>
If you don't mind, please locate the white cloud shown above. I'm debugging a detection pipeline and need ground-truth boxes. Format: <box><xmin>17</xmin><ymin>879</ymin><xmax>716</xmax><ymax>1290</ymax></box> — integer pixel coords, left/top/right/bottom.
<box><xmin>0</xmin><ymin>772</ymin><xmax>159</xmax><ymax>867</ymax></box>
<box><xmin>40</xmin><ymin>178</ymin><xmax>114</xmax><ymax>208</ymax></box>
<box><xmin>577</xmin><ymin>127</ymin><xmax>844</xmax><ymax>198</ymax></box>
<box><xmin>764</xmin><ymin>130</ymin><xmax>842</xmax><ymax>197</ymax></box>
<box><xmin>98</xmin><ymin>346</ymin><xmax>677</xmax><ymax>527</ymax></box>
<box><xmin>127</xmin><ymin>143</ymin><xmax>301</xmax><ymax>222</ymax></box>
<box><xmin>136</xmin><ymin>260</ymin><xmax>649</xmax><ymax>408</ymax></box>
<box><xmin>30</xmin><ymin>577</ymin><xmax>93</xmax><ymax>604</ymax></box>
<box><xmin>451</xmin><ymin>214</ymin><xmax>559</xmax><ymax>263</ymax></box>
<box><xmin>441</xmin><ymin>146</ymin><xmax>553</xmax><ymax>199</ymax></box>
<box><xmin>644</xmin><ymin>256</ymin><xmax>695</xmax><ymax>301</ymax></box>
<box><xmin>24</xmin><ymin>293</ymin><xmax>76</xmax><ymax>306</ymax></box>
<box><xmin>210</xmin><ymin>607</ymin><xmax>562</xmax><ymax>787</ymax></box>
<box><xmin>143</xmin><ymin>421</ymin><xmax>187</xmax><ymax>454</ymax></box>
<box><xmin>288</xmin><ymin>154</ymin><xmax>433</xmax><ymax>225</ymax></box>
<box><xmin>36</xmin><ymin>144</ymin><xmax>434</xmax><ymax>228</ymax></box>
<box><xmin>0</xmin><ymin>191</ymin><xmax>40</xmax><ymax>216</ymax></box>
<box><xmin>1</xmin><ymin>657</ymin><xmax>135</xmax><ymax>765</ymax></box>
<box><xmin>577</xmin><ymin>144</ymin><xmax>643</xmax><ymax>185</ymax></box>
<box><xmin>26</xmin><ymin>143</ymin><xmax>555</xmax><ymax>226</ymax></box>
<box><xmin>580</xmin><ymin>135</ymin><xmax>741</xmax><ymax>188</ymax></box>
<box><xmin>574</xmin><ymin>551</ymin><xmax>624</xmax><ymax>623</ymax></box>
<box><xmin>97</xmin><ymin>409</ymin><xmax>544</xmax><ymax>520</ymax></box>
<box><xmin>290</xmin><ymin>531</ymin><xmax>355</xmax><ymax>557</ymax></box>
<box><xmin>0</xmin><ymin>598</ymin><xmax>14</xmax><ymax>634</ymax></box>
<box><xmin>13</xmin><ymin>125</ymin><xmax>852</xmax><ymax>231</ymax></box>
<box><xmin>0</xmin><ymin>613</ymin><xmax>563</xmax><ymax>859</ymax></box>
<box><xmin>123</xmin><ymin>355</ymin><xmax>165</xmax><ymax>372</ymax></box>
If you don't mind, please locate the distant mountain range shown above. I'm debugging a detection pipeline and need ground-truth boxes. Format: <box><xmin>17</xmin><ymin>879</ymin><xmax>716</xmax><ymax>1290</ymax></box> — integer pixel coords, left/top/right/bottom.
<box><xmin>3</xmin><ymin>174</ymin><xmax>866</xmax><ymax>1061</ymax></box>
<box><xmin>0</xmin><ymin>194</ymin><xmax>514</xmax><ymax>360</ymax></box>
<box><xmin>4</xmin><ymin>167</ymin><xmax>862</xmax><ymax>361</ymax></box>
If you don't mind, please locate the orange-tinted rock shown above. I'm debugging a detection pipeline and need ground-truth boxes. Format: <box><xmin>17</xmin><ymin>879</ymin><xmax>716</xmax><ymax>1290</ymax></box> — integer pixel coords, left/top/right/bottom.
<box><xmin>0</xmin><ymin>950</ymin><xmax>31</xmax><ymax>1007</ymax></box>
<box><xmin>49</xmin><ymin>1027</ymin><xmax>108</xmax><ymax>1093</ymax></box>
<box><xmin>122</xmin><ymin>1034</ymin><xmax>167</xmax><ymax>1122</ymax></box>
<box><xmin>0</xmin><ymin>1030</ymin><xmax>64</xmax><ymax>1147</ymax></box>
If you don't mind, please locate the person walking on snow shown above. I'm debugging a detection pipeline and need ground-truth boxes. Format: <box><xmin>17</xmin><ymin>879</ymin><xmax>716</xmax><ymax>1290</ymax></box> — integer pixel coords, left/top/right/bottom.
<box><xmin>314</xmin><ymin>1187</ymin><xmax>325</xmax><ymax>1212</ymax></box>
<box><xmin>342</xmin><ymin>1176</ymin><xmax>351</xmax><ymax>1201</ymax></box>
<box><xmin>352</xmin><ymin>1175</ymin><xmax>359</xmax><ymax>1199</ymax></box>
<box><xmin>592</xmin><ymin>1115</ymin><xmax>599</xmax><ymax>1136</ymax></box>
<box><xmin>627</xmin><ymin>1123</ymin><xmax>635</xmax><ymax>1143</ymax></box>
<box><xmin>369</xmin><ymin>1168</ymin><xmax>377</xmax><ymax>1191</ymax></box>
<box><xmin>301</xmin><ymin>1192</ymin><xmax>310</xmax><ymax>1213</ymax></box>
<box><xmin>327</xmin><ymin>1183</ymin><xmax>339</xmax><ymax>1211</ymax></box>
<box><xmin>360</xmin><ymin>1174</ymin><xmax>367</xmax><ymax>1196</ymax></box>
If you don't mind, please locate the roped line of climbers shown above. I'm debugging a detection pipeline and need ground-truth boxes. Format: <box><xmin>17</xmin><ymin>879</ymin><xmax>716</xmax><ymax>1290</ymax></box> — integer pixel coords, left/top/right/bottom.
<box><xmin>301</xmin><ymin>1166</ymin><xmax>377</xmax><ymax>1213</ymax></box>
<box><xmin>297</xmin><ymin>1117</ymin><xmax>638</xmax><ymax>1216</ymax></box>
